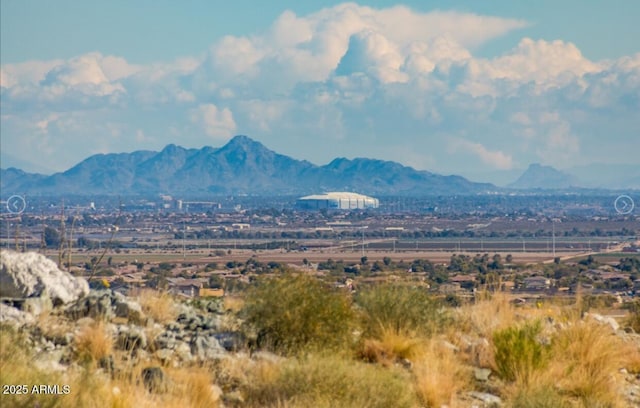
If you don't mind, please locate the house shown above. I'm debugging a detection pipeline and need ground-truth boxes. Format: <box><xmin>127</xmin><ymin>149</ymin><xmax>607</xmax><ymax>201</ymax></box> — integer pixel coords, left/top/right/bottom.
<box><xmin>167</xmin><ymin>277</ymin><xmax>205</xmax><ymax>298</ymax></box>
<box><xmin>522</xmin><ymin>276</ymin><xmax>551</xmax><ymax>291</ymax></box>
<box><xmin>449</xmin><ymin>274</ymin><xmax>476</xmax><ymax>290</ymax></box>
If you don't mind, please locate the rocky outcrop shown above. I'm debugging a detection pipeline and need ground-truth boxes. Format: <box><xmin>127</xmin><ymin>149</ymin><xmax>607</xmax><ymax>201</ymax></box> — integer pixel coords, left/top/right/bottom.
<box><xmin>66</xmin><ymin>289</ymin><xmax>145</xmax><ymax>323</ymax></box>
<box><xmin>0</xmin><ymin>250</ymin><xmax>89</xmax><ymax>304</ymax></box>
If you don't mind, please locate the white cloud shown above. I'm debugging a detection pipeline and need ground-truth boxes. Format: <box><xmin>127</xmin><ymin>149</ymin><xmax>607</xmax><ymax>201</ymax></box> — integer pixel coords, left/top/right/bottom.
<box><xmin>1</xmin><ymin>3</ymin><xmax>638</xmax><ymax>177</ymax></box>
<box><xmin>190</xmin><ymin>104</ymin><xmax>237</xmax><ymax>140</ymax></box>
<box><xmin>450</xmin><ymin>139</ymin><xmax>514</xmax><ymax>170</ymax></box>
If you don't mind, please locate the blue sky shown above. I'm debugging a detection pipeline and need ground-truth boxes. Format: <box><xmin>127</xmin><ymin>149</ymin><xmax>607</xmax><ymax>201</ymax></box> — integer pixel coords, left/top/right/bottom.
<box><xmin>1</xmin><ymin>1</ymin><xmax>639</xmax><ymax>184</ymax></box>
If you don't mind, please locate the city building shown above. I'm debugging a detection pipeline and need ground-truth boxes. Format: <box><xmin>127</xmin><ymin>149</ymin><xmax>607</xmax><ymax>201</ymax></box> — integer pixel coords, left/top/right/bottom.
<box><xmin>296</xmin><ymin>192</ymin><xmax>379</xmax><ymax>210</ymax></box>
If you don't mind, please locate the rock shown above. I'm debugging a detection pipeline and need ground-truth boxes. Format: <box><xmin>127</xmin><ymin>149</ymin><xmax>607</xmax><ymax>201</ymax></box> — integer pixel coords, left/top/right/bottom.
<box><xmin>586</xmin><ymin>312</ymin><xmax>620</xmax><ymax>332</ymax></box>
<box><xmin>223</xmin><ymin>390</ymin><xmax>245</xmax><ymax>405</ymax></box>
<box><xmin>474</xmin><ymin>367</ymin><xmax>491</xmax><ymax>382</ymax></box>
<box><xmin>175</xmin><ymin>341</ymin><xmax>194</xmax><ymax>362</ymax></box>
<box><xmin>0</xmin><ymin>250</ymin><xmax>89</xmax><ymax>304</ymax></box>
<box><xmin>114</xmin><ymin>299</ymin><xmax>145</xmax><ymax>323</ymax></box>
<box><xmin>99</xmin><ymin>355</ymin><xmax>115</xmax><ymax>375</ymax></box>
<box><xmin>47</xmin><ymin>332</ymin><xmax>73</xmax><ymax>347</ymax></box>
<box><xmin>0</xmin><ymin>302</ymin><xmax>34</xmax><ymax>326</ymax></box>
<box><xmin>213</xmin><ymin>331</ymin><xmax>246</xmax><ymax>352</ymax></box>
<box><xmin>33</xmin><ymin>349</ymin><xmax>67</xmax><ymax>372</ymax></box>
<box><xmin>190</xmin><ymin>333</ymin><xmax>227</xmax><ymax>361</ymax></box>
<box><xmin>22</xmin><ymin>294</ymin><xmax>53</xmax><ymax>315</ymax></box>
<box><xmin>441</xmin><ymin>340</ymin><xmax>459</xmax><ymax>353</ymax></box>
<box><xmin>468</xmin><ymin>391</ymin><xmax>502</xmax><ymax>406</ymax></box>
<box><xmin>141</xmin><ymin>366</ymin><xmax>166</xmax><ymax>393</ymax></box>
<box><xmin>66</xmin><ymin>290</ymin><xmax>114</xmax><ymax>319</ymax></box>
<box><xmin>116</xmin><ymin>326</ymin><xmax>147</xmax><ymax>351</ymax></box>
<box><xmin>206</xmin><ymin>299</ymin><xmax>223</xmax><ymax>314</ymax></box>
<box><xmin>210</xmin><ymin>384</ymin><xmax>223</xmax><ymax>402</ymax></box>
<box><xmin>154</xmin><ymin>331</ymin><xmax>179</xmax><ymax>350</ymax></box>
<box><xmin>155</xmin><ymin>349</ymin><xmax>174</xmax><ymax>364</ymax></box>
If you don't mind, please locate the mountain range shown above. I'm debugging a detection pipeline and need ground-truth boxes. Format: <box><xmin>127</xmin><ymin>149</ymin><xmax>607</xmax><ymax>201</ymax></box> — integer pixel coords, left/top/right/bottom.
<box><xmin>508</xmin><ymin>164</ymin><xmax>579</xmax><ymax>190</ymax></box>
<box><xmin>1</xmin><ymin>136</ymin><xmax>495</xmax><ymax>197</ymax></box>
<box><xmin>2</xmin><ymin>136</ymin><xmax>638</xmax><ymax>197</ymax></box>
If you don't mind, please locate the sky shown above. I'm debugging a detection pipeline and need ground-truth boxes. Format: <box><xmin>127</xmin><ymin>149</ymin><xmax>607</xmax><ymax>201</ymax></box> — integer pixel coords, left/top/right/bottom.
<box><xmin>1</xmin><ymin>1</ymin><xmax>639</xmax><ymax>185</ymax></box>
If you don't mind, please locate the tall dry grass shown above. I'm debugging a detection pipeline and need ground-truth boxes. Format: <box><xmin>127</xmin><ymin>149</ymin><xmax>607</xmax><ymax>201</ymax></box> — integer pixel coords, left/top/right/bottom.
<box><xmin>359</xmin><ymin>328</ymin><xmax>424</xmax><ymax>366</ymax></box>
<box><xmin>75</xmin><ymin>320</ymin><xmax>113</xmax><ymax>365</ymax></box>
<box><xmin>136</xmin><ymin>289</ymin><xmax>178</xmax><ymax>324</ymax></box>
<box><xmin>412</xmin><ymin>338</ymin><xmax>470</xmax><ymax>408</ymax></box>
<box><xmin>547</xmin><ymin>321</ymin><xmax>634</xmax><ymax>407</ymax></box>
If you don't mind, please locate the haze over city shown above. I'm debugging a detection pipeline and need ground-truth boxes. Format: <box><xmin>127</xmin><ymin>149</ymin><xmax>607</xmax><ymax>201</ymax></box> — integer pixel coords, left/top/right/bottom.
<box><xmin>1</xmin><ymin>1</ymin><xmax>639</xmax><ymax>185</ymax></box>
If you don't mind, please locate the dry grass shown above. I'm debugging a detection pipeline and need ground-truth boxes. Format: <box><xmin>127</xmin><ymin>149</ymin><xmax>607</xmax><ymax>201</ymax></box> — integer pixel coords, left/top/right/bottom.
<box><xmin>223</xmin><ymin>295</ymin><xmax>245</xmax><ymax>313</ymax></box>
<box><xmin>165</xmin><ymin>365</ymin><xmax>221</xmax><ymax>407</ymax></box>
<box><xmin>458</xmin><ymin>292</ymin><xmax>518</xmax><ymax>338</ymax></box>
<box><xmin>136</xmin><ymin>289</ymin><xmax>178</xmax><ymax>324</ymax></box>
<box><xmin>547</xmin><ymin>321</ymin><xmax>634</xmax><ymax>407</ymax></box>
<box><xmin>359</xmin><ymin>328</ymin><xmax>424</xmax><ymax>366</ymax></box>
<box><xmin>243</xmin><ymin>353</ymin><xmax>417</xmax><ymax>408</ymax></box>
<box><xmin>413</xmin><ymin>338</ymin><xmax>470</xmax><ymax>408</ymax></box>
<box><xmin>75</xmin><ymin>320</ymin><xmax>113</xmax><ymax>364</ymax></box>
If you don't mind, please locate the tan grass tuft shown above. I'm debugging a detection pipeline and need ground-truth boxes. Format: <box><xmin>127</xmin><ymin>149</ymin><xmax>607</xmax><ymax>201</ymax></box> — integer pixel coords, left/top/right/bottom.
<box><xmin>75</xmin><ymin>320</ymin><xmax>113</xmax><ymax>364</ymax></box>
<box><xmin>459</xmin><ymin>292</ymin><xmax>518</xmax><ymax>337</ymax></box>
<box><xmin>413</xmin><ymin>338</ymin><xmax>470</xmax><ymax>408</ymax></box>
<box><xmin>136</xmin><ymin>289</ymin><xmax>178</xmax><ymax>324</ymax></box>
<box><xmin>360</xmin><ymin>328</ymin><xmax>424</xmax><ymax>366</ymax></box>
<box><xmin>547</xmin><ymin>320</ymin><xmax>633</xmax><ymax>407</ymax></box>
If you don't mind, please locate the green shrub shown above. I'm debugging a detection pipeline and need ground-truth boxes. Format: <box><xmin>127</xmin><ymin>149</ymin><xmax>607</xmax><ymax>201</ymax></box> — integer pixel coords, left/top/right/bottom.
<box><xmin>355</xmin><ymin>283</ymin><xmax>447</xmax><ymax>338</ymax></box>
<box><xmin>493</xmin><ymin>320</ymin><xmax>550</xmax><ymax>383</ymax></box>
<box><xmin>511</xmin><ymin>385</ymin><xmax>569</xmax><ymax>408</ymax></box>
<box><xmin>242</xmin><ymin>274</ymin><xmax>354</xmax><ymax>355</ymax></box>
<box><xmin>244</xmin><ymin>354</ymin><xmax>417</xmax><ymax>408</ymax></box>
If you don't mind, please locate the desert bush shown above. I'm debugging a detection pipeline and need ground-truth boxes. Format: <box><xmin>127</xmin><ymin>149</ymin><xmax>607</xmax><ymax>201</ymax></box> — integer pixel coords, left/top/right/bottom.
<box><xmin>510</xmin><ymin>385</ymin><xmax>569</xmax><ymax>408</ymax></box>
<box><xmin>492</xmin><ymin>320</ymin><xmax>550</xmax><ymax>383</ymax></box>
<box><xmin>242</xmin><ymin>274</ymin><xmax>354</xmax><ymax>355</ymax></box>
<box><xmin>355</xmin><ymin>283</ymin><xmax>447</xmax><ymax>338</ymax></box>
<box><xmin>244</xmin><ymin>354</ymin><xmax>417</xmax><ymax>408</ymax></box>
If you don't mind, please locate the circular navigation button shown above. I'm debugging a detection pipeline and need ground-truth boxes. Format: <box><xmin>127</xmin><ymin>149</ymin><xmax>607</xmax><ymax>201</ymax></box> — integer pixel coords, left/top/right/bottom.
<box><xmin>614</xmin><ymin>194</ymin><xmax>635</xmax><ymax>215</ymax></box>
<box><xmin>6</xmin><ymin>195</ymin><xmax>26</xmax><ymax>214</ymax></box>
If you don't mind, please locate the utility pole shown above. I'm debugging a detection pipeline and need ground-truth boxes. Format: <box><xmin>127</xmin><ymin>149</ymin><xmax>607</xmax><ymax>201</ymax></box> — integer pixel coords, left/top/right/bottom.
<box><xmin>552</xmin><ymin>220</ymin><xmax>556</xmax><ymax>257</ymax></box>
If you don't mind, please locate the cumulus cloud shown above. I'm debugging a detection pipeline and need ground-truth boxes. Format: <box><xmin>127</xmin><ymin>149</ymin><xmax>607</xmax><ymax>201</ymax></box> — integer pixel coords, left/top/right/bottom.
<box><xmin>450</xmin><ymin>139</ymin><xmax>514</xmax><ymax>170</ymax></box>
<box><xmin>1</xmin><ymin>3</ymin><xmax>638</xmax><ymax>177</ymax></box>
<box><xmin>190</xmin><ymin>104</ymin><xmax>237</xmax><ymax>140</ymax></box>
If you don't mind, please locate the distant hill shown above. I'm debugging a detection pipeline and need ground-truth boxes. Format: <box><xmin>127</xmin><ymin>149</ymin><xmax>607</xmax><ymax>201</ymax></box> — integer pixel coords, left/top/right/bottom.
<box><xmin>509</xmin><ymin>163</ymin><xmax>579</xmax><ymax>190</ymax></box>
<box><xmin>1</xmin><ymin>135</ymin><xmax>496</xmax><ymax>197</ymax></box>
<box><xmin>0</xmin><ymin>168</ymin><xmax>47</xmax><ymax>193</ymax></box>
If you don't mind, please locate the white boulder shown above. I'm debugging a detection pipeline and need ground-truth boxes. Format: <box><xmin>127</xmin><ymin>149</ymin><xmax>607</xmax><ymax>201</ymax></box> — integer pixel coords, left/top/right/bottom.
<box><xmin>0</xmin><ymin>250</ymin><xmax>89</xmax><ymax>304</ymax></box>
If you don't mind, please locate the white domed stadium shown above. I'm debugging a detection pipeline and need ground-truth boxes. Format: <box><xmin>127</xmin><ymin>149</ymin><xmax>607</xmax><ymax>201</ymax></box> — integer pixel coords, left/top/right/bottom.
<box><xmin>296</xmin><ymin>192</ymin><xmax>379</xmax><ymax>210</ymax></box>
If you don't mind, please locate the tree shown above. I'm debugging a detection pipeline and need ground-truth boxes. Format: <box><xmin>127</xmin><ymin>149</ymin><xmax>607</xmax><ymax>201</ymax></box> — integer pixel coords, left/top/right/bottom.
<box><xmin>43</xmin><ymin>226</ymin><xmax>61</xmax><ymax>248</ymax></box>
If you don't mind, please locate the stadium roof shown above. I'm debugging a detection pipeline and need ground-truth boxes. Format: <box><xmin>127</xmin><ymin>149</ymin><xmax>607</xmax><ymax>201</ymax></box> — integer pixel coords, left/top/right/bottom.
<box><xmin>298</xmin><ymin>192</ymin><xmax>376</xmax><ymax>200</ymax></box>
